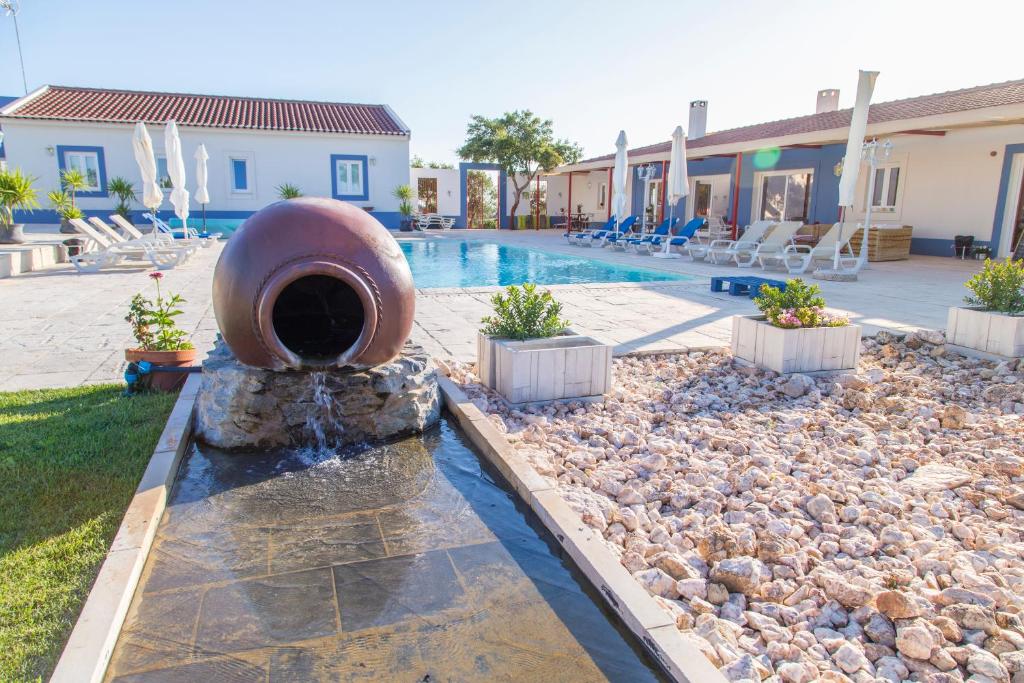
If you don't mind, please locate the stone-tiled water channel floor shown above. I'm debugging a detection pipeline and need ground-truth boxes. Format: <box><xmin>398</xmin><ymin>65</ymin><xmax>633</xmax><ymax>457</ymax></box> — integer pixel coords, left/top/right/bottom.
<box><xmin>105</xmin><ymin>419</ymin><xmax>664</xmax><ymax>681</ymax></box>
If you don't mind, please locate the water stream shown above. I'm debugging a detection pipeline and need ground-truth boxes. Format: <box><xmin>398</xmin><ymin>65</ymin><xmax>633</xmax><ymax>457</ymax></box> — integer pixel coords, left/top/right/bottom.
<box><xmin>305</xmin><ymin>370</ymin><xmax>345</xmax><ymax>453</ymax></box>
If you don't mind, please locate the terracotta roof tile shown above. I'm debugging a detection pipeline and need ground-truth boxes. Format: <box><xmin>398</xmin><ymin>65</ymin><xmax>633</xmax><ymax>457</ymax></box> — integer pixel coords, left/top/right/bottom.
<box><xmin>1</xmin><ymin>86</ymin><xmax>408</xmax><ymax>136</ymax></box>
<box><xmin>579</xmin><ymin>78</ymin><xmax>1024</xmax><ymax>163</ymax></box>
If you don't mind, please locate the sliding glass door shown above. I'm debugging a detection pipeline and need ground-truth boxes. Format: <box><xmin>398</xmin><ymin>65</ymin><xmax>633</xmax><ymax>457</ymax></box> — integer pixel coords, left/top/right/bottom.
<box><xmin>756</xmin><ymin>170</ymin><xmax>813</xmax><ymax>222</ymax></box>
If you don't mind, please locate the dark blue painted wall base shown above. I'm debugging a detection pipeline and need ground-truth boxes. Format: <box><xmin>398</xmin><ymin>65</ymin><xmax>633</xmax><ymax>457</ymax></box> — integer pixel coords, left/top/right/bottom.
<box><xmin>909</xmin><ymin>237</ymin><xmax>987</xmax><ymax>257</ymax></box>
<box><xmin>14</xmin><ymin>208</ymin><xmax>405</xmax><ymax>230</ymax></box>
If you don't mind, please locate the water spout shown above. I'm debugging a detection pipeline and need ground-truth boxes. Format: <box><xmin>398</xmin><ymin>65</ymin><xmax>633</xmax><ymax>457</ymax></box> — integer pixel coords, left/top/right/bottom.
<box><xmin>305</xmin><ymin>371</ymin><xmax>345</xmax><ymax>452</ymax></box>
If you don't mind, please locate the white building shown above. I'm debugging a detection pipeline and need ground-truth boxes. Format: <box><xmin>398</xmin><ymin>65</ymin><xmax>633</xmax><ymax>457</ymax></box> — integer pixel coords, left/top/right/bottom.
<box><xmin>0</xmin><ymin>85</ymin><xmax>411</xmax><ymax>229</ymax></box>
<box><xmin>549</xmin><ymin>79</ymin><xmax>1024</xmax><ymax>257</ymax></box>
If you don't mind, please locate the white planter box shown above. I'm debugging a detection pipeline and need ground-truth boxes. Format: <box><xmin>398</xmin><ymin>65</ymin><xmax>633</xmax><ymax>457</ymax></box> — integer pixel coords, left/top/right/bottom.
<box><xmin>947</xmin><ymin>307</ymin><xmax>1024</xmax><ymax>358</ymax></box>
<box><xmin>477</xmin><ymin>332</ymin><xmax>613</xmax><ymax>404</ymax></box>
<box><xmin>731</xmin><ymin>315</ymin><xmax>861</xmax><ymax>374</ymax></box>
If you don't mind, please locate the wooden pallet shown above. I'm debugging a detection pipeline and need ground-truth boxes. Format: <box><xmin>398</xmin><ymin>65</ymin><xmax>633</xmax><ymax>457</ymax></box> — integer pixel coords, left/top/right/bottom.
<box><xmin>848</xmin><ymin>225</ymin><xmax>913</xmax><ymax>261</ymax></box>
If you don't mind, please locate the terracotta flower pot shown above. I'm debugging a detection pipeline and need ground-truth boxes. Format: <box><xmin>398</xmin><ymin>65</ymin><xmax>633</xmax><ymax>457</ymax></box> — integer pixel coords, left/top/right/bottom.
<box><xmin>125</xmin><ymin>348</ymin><xmax>198</xmax><ymax>392</ymax></box>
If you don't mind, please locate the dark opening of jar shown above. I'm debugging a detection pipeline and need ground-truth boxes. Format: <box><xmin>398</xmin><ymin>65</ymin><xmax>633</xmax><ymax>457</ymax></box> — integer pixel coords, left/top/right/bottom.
<box><xmin>271</xmin><ymin>275</ymin><xmax>365</xmax><ymax>360</ymax></box>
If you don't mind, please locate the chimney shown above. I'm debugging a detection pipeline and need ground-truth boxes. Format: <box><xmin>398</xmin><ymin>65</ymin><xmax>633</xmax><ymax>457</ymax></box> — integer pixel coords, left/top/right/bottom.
<box><xmin>816</xmin><ymin>89</ymin><xmax>840</xmax><ymax>114</ymax></box>
<box><xmin>688</xmin><ymin>100</ymin><xmax>707</xmax><ymax>139</ymax></box>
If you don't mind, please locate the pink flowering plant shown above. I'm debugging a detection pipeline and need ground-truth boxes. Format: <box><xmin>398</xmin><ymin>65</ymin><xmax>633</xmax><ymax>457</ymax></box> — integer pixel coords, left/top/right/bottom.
<box><xmin>125</xmin><ymin>272</ymin><xmax>194</xmax><ymax>351</ymax></box>
<box><xmin>753</xmin><ymin>278</ymin><xmax>848</xmax><ymax>329</ymax></box>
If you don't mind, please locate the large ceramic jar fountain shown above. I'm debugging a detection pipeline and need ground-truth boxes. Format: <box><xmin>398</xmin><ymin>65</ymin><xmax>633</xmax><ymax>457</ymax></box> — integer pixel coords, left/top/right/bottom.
<box><xmin>196</xmin><ymin>198</ymin><xmax>439</xmax><ymax>450</ymax></box>
<box><xmin>212</xmin><ymin>197</ymin><xmax>415</xmax><ymax>371</ymax></box>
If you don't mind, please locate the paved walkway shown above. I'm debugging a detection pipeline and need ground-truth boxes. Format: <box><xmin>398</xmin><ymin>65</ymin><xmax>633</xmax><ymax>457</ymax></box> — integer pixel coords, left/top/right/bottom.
<box><xmin>0</xmin><ymin>230</ymin><xmax>982</xmax><ymax>391</ymax></box>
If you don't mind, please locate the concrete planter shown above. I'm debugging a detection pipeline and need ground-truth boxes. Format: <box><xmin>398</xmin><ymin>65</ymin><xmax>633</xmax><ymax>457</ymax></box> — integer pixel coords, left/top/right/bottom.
<box><xmin>732</xmin><ymin>315</ymin><xmax>861</xmax><ymax>374</ymax></box>
<box><xmin>0</xmin><ymin>224</ymin><xmax>25</xmax><ymax>244</ymax></box>
<box><xmin>477</xmin><ymin>332</ymin><xmax>613</xmax><ymax>404</ymax></box>
<box><xmin>947</xmin><ymin>306</ymin><xmax>1024</xmax><ymax>358</ymax></box>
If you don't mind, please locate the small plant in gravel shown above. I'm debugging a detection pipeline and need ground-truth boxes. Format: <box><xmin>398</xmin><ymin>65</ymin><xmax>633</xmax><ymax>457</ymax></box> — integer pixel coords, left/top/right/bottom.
<box><xmin>963</xmin><ymin>257</ymin><xmax>1024</xmax><ymax>315</ymax></box>
<box><xmin>754</xmin><ymin>278</ymin><xmax>849</xmax><ymax>329</ymax></box>
<box><xmin>125</xmin><ymin>273</ymin><xmax>193</xmax><ymax>351</ymax></box>
<box><xmin>480</xmin><ymin>283</ymin><xmax>569</xmax><ymax>340</ymax></box>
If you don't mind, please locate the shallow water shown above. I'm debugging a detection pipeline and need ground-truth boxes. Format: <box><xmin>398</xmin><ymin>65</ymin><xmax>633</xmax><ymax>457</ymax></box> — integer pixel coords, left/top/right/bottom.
<box><xmin>105</xmin><ymin>418</ymin><xmax>664</xmax><ymax>682</ymax></box>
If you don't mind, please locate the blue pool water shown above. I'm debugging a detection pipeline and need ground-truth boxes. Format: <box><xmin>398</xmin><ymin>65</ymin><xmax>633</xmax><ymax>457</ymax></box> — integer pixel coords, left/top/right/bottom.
<box><xmin>399</xmin><ymin>240</ymin><xmax>691</xmax><ymax>288</ymax></box>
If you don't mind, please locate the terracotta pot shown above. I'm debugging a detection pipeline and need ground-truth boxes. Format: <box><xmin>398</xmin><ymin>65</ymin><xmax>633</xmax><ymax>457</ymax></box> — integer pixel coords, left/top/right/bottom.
<box><xmin>212</xmin><ymin>197</ymin><xmax>415</xmax><ymax>371</ymax></box>
<box><xmin>125</xmin><ymin>348</ymin><xmax>198</xmax><ymax>391</ymax></box>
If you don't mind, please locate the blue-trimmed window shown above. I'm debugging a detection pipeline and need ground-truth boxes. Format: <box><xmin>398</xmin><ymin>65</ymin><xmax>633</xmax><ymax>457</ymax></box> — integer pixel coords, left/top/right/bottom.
<box><xmin>331</xmin><ymin>154</ymin><xmax>369</xmax><ymax>201</ymax></box>
<box><xmin>230</xmin><ymin>158</ymin><xmax>249</xmax><ymax>192</ymax></box>
<box><xmin>57</xmin><ymin>145</ymin><xmax>107</xmax><ymax>197</ymax></box>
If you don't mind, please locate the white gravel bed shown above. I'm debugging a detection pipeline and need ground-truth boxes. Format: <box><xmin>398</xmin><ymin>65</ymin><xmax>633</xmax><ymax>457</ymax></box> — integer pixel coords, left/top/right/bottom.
<box><xmin>450</xmin><ymin>330</ymin><xmax>1024</xmax><ymax>683</ymax></box>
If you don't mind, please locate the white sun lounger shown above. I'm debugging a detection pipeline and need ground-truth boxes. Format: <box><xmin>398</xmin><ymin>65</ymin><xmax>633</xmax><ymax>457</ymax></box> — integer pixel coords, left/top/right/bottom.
<box><xmin>142</xmin><ymin>213</ymin><xmax>222</xmax><ymax>247</ymax></box>
<box><xmin>749</xmin><ymin>221</ymin><xmax>804</xmax><ymax>270</ymax></box>
<box><xmin>106</xmin><ymin>215</ymin><xmax>183</xmax><ymax>249</ymax></box>
<box><xmin>67</xmin><ymin>219</ymin><xmax>191</xmax><ymax>272</ymax></box>
<box><xmin>702</xmin><ymin>220</ymin><xmax>778</xmax><ymax>266</ymax></box>
<box><xmin>777</xmin><ymin>222</ymin><xmax>860</xmax><ymax>274</ymax></box>
<box><xmin>89</xmin><ymin>217</ymin><xmax>183</xmax><ymax>253</ymax></box>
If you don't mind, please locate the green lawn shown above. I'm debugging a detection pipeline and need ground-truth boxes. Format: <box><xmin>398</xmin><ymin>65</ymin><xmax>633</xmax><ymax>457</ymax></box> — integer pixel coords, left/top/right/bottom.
<box><xmin>0</xmin><ymin>385</ymin><xmax>177</xmax><ymax>682</ymax></box>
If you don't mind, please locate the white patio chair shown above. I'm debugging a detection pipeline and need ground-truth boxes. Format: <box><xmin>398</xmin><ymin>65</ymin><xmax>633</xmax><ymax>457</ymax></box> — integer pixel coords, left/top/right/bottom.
<box><xmin>778</xmin><ymin>222</ymin><xmax>860</xmax><ymax>274</ymax></box>
<box><xmin>67</xmin><ymin>219</ymin><xmax>191</xmax><ymax>272</ymax></box>
<box><xmin>702</xmin><ymin>220</ymin><xmax>777</xmax><ymax>265</ymax></box>
<box><xmin>751</xmin><ymin>221</ymin><xmax>805</xmax><ymax>270</ymax></box>
<box><xmin>142</xmin><ymin>213</ymin><xmax>222</xmax><ymax>247</ymax></box>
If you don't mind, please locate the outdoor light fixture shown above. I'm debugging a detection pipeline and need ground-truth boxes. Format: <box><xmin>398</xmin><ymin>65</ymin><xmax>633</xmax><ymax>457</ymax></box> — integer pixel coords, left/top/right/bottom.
<box><xmin>855</xmin><ymin>137</ymin><xmax>894</xmax><ymax>269</ymax></box>
<box><xmin>45</xmin><ymin>146</ymin><xmax>54</xmax><ymax>156</ymax></box>
<box><xmin>369</xmin><ymin>156</ymin><xmax>377</xmax><ymax>166</ymax></box>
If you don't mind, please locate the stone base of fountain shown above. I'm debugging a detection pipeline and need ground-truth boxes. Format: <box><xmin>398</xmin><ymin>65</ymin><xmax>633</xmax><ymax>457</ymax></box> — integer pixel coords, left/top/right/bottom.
<box><xmin>195</xmin><ymin>339</ymin><xmax>441</xmax><ymax>450</ymax></box>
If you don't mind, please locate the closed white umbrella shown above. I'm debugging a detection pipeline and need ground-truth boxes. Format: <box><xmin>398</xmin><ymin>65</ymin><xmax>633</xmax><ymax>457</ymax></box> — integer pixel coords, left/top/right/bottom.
<box><xmin>611</xmin><ymin>130</ymin><xmax>629</xmax><ymax>228</ymax></box>
<box><xmin>164</xmin><ymin>120</ymin><xmax>190</xmax><ymax>233</ymax></box>
<box><xmin>654</xmin><ymin>125</ymin><xmax>689</xmax><ymax>259</ymax></box>
<box><xmin>131</xmin><ymin>122</ymin><xmax>163</xmax><ymax>226</ymax></box>
<box><xmin>835</xmin><ymin>70</ymin><xmax>879</xmax><ymax>270</ymax></box>
<box><xmin>194</xmin><ymin>144</ymin><xmax>209</xmax><ymax>232</ymax></box>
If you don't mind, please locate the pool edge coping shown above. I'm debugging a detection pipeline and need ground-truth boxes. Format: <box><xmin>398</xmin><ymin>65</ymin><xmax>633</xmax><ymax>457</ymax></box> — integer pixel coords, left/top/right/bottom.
<box><xmin>50</xmin><ymin>374</ymin><xmax>201</xmax><ymax>683</ymax></box>
<box><xmin>435</xmin><ymin>370</ymin><xmax>728</xmax><ymax>683</ymax></box>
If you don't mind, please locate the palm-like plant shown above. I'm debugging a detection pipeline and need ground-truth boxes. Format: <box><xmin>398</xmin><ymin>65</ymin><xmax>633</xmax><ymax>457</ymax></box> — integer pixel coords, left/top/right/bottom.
<box><xmin>60</xmin><ymin>169</ymin><xmax>88</xmax><ymax>205</ymax></box>
<box><xmin>0</xmin><ymin>168</ymin><xmax>40</xmax><ymax>229</ymax></box>
<box><xmin>392</xmin><ymin>184</ymin><xmax>414</xmax><ymax>219</ymax></box>
<box><xmin>107</xmin><ymin>177</ymin><xmax>137</xmax><ymax>218</ymax></box>
<box><xmin>48</xmin><ymin>189</ymin><xmax>83</xmax><ymax>221</ymax></box>
<box><xmin>276</xmin><ymin>183</ymin><xmax>302</xmax><ymax>200</ymax></box>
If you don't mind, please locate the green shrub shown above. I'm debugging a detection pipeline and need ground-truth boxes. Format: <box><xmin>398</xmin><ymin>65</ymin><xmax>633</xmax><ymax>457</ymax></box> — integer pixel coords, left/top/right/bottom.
<box><xmin>276</xmin><ymin>182</ymin><xmax>302</xmax><ymax>200</ymax></box>
<box><xmin>480</xmin><ymin>283</ymin><xmax>569</xmax><ymax>340</ymax></box>
<box><xmin>964</xmin><ymin>258</ymin><xmax>1024</xmax><ymax>315</ymax></box>
<box><xmin>753</xmin><ymin>278</ymin><xmax>848</xmax><ymax>329</ymax></box>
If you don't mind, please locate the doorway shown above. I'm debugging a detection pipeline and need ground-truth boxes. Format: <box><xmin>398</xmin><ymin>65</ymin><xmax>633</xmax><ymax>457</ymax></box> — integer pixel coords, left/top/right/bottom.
<box><xmin>644</xmin><ymin>179</ymin><xmax>663</xmax><ymax>227</ymax></box>
<box><xmin>417</xmin><ymin>177</ymin><xmax>438</xmax><ymax>214</ymax></box>
<box><xmin>999</xmin><ymin>153</ymin><xmax>1024</xmax><ymax>258</ymax></box>
<box><xmin>466</xmin><ymin>169</ymin><xmax>500</xmax><ymax>228</ymax></box>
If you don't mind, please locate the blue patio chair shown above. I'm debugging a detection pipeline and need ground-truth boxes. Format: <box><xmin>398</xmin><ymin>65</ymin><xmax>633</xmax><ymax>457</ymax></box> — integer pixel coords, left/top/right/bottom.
<box><xmin>625</xmin><ymin>216</ymin><xmax>678</xmax><ymax>253</ymax></box>
<box><xmin>648</xmin><ymin>217</ymin><xmax>707</xmax><ymax>253</ymax></box>
<box><xmin>568</xmin><ymin>216</ymin><xmax>616</xmax><ymax>245</ymax></box>
<box><xmin>601</xmin><ymin>216</ymin><xmax>641</xmax><ymax>249</ymax></box>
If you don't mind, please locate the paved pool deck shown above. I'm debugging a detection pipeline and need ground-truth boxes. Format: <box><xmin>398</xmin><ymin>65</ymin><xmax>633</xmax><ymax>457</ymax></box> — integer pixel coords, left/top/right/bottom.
<box><xmin>0</xmin><ymin>229</ymin><xmax>983</xmax><ymax>391</ymax></box>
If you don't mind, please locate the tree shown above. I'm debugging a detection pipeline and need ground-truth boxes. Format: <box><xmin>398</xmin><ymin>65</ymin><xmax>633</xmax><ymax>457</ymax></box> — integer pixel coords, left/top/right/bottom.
<box><xmin>457</xmin><ymin>111</ymin><xmax>581</xmax><ymax>229</ymax></box>
<box><xmin>466</xmin><ymin>170</ymin><xmax>498</xmax><ymax>228</ymax></box>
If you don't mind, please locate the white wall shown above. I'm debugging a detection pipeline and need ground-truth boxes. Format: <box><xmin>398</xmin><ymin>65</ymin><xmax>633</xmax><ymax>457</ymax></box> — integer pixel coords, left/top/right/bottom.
<box><xmin>1</xmin><ymin>118</ymin><xmax>410</xmax><ymax>223</ymax></box>
<box><xmin>847</xmin><ymin>124</ymin><xmax>1024</xmax><ymax>250</ymax></box>
<box><xmin>410</xmin><ymin>167</ymin><xmax>459</xmax><ymax>215</ymax></box>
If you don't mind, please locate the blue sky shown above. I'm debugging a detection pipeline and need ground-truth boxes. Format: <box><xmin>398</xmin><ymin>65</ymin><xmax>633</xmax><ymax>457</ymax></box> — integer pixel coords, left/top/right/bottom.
<box><xmin>2</xmin><ymin>0</ymin><xmax>1022</xmax><ymax>164</ymax></box>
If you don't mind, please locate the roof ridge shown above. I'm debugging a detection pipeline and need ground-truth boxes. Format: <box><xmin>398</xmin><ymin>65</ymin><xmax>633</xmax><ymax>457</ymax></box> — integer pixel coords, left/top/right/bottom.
<box><xmin>576</xmin><ymin>76</ymin><xmax>1024</xmax><ymax>163</ymax></box>
<box><xmin>39</xmin><ymin>84</ymin><xmax>389</xmax><ymax>111</ymax></box>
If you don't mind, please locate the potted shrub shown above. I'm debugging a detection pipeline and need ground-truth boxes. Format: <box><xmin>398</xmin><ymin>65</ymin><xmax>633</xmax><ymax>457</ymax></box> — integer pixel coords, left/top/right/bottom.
<box><xmin>108</xmin><ymin>177</ymin><xmax>137</xmax><ymax>221</ymax></box>
<box><xmin>393</xmin><ymin>184</ymin><xmax>414</xmax><ymax>231</ymax></box>
<box><xmin>276</xmin><ymin>182</ymin><xmax>303</xmax><ymax>199</ymax></box>
<box><xmin>55</xmin><ymin>169</ymin><xmax>88</xmax><ymax>233</ymax></box>
<box><xmin>477</xmin><ymin>283</ymin><xmax>612</xmax><ymax>403</ymax></box>
<box><xmin>732</xmin><ymin>278</ymin><xmax>860</xmax><ymax>373</ymax></box>
<box><xmin>947</xmin><ymin>258</ymin><xmax>1024</xmax><ymax>357</ymax></box>
<box><xmin>0</xmin><ymin>168</ymin><xmax>40</xmax><ymax>244</ymax></box>
<box><xmin>124</xmin><ymin>272</ymin><xmax>197</xmax><ymax>391</ymax></box>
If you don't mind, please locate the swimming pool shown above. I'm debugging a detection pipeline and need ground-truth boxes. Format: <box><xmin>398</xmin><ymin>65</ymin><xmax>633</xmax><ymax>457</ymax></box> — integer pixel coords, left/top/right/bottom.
<box><xmin>399</xmin><ymin>239</ymin><xmax>690</xmax><ymax>288</ymax></box>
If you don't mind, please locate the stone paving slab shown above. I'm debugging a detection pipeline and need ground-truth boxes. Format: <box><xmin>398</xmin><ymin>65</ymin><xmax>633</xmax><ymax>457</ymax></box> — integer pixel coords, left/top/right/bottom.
<box><xmin>0</xmin><ymin>230</ymin><xmax>982</xmax><ymax>390</ymax></box>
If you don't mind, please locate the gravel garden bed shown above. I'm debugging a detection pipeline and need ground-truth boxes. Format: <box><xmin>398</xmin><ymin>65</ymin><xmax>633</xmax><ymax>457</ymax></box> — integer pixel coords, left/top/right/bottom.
<box><xmin>450</xmin><ymin>331</ymin><xmax>1024</xmax><ymax>683</ymax></box>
